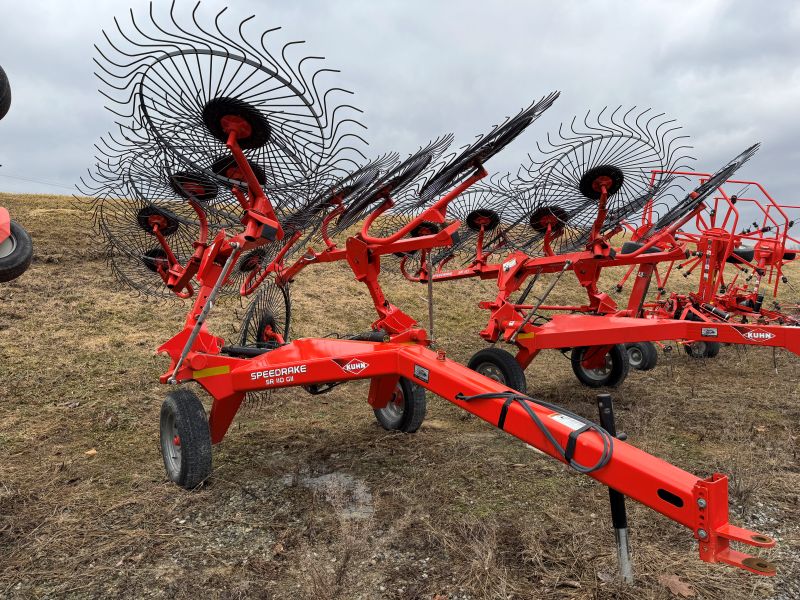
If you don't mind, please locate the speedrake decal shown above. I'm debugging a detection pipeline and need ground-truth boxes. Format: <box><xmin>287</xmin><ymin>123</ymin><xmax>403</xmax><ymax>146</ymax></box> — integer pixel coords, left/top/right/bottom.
<box><xmin>251</xmin><ymin>364</ymin><xmax>308</xmax><ymax>387</ymax></box>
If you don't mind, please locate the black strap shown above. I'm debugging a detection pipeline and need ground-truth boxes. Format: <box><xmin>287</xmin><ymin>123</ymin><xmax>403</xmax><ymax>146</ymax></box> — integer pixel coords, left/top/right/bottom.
<box><xmin>564</xmin><ymin>424</ymin><xmax>593</xmax><ymax>463</ymax></box>
<box><xmin>496</xmin><ymin>397</ymin><xmax>515</xmax><ymax>430</ymax></box>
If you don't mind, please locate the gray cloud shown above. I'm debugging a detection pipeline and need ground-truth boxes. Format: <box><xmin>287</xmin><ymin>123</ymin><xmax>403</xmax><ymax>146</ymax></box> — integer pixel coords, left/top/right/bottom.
<box><xmin>0</xmin><ymin>0</ymin><xmax>798</xmax><ymax>218</ymax></box>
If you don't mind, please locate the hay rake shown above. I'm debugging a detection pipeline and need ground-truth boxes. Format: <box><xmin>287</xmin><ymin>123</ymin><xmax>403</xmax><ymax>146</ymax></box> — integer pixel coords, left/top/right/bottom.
<box><xmin>80</xmin><ymin>2</ymin><xmax>780</xmax><ymax>579</ymax></box>
<box><xmin>0</xmin><ymin>64</ymin><xmax>34</xmax><ymax>283</ymax></box>
<box><xmin>394</xmin><ymin>109</ymin><xmax>800</xmax><ymax>388</ymax></box>
<box><xmin>619</xmin><ymin>174</ymin><xmax>800</xmax><ymax>332</ymax></box>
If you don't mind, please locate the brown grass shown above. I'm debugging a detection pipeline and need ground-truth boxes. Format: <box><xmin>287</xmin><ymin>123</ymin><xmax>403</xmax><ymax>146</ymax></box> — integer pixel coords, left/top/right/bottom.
<box><xmin>0</xmin><ymin>193</ymin><xmax>798</xmax><ymax>599</ymax></box>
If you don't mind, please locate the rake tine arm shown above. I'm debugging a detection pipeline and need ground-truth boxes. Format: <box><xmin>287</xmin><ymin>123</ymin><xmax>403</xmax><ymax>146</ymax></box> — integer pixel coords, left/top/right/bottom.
<box><xmin>359</xmin><ymin>166</ymin><xmax>488</xmax><ymax>245</ymax></box>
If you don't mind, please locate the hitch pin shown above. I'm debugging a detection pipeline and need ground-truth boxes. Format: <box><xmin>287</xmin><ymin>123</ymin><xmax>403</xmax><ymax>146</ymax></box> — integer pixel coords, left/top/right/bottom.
<box><xmin>168</xmin><ymin>242</ymin><xmax>242</xmax><ymax>384</ymax></box>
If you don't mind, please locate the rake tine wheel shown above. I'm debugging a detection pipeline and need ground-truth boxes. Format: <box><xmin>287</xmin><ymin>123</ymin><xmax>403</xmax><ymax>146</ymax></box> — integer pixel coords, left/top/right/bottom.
<box><xmin>379</xmin><ymin>94</ymin><xmax>562</xmax><ymax>278</ymax></box>
<box><xmin>504</xmin><ymin>107</ymin><xmax>695</xmax><ymax>255</ymax></box>
<box><xmin>417</xmin><ymin>92</ymin><xmax>560</xmax><ymax>205</ymax></box>
<box><xmin>280</xmin><ymin>152</ymin><xmax>399</xmax><ymax>253</ymax></box>
<box><xmin>419</xmin><ymin>178</ymin><xmax>521</xmax><ymax>274</ymax></box>
<box><xmin>95</xmin><ymin>5</ymin><xmax>366</xmax><ymax>192</ymax></box>
<box><xmin>239</xmin><ymin>279</ymin><xmax>291</xmax><ymax>348</ymax></box>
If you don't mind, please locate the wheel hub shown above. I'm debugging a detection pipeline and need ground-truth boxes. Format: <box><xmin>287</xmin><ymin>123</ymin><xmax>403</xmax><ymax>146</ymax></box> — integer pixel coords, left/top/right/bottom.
<box><xmin>161</xmin><ymin>412</ymin><xmax>182</xmax><ymax>473</ymax></box>
<box><xmin>628</xmin><ymin>347</ymin><xmax>643</xmax><ymax>367</ymax></box>
<box><xmin>377</xmin><ymin>384</ymin><xmax>405</xmax><ymax>422</ymax></box>
<box><xmin>477</xmin><ymin>363</ymin><xmax>506</xmax><ymax>384</ymax></box>
<box><xmin>0</xmin><ymin>233</ymin><xmax>16</xmax><ymax>259</ymax></box>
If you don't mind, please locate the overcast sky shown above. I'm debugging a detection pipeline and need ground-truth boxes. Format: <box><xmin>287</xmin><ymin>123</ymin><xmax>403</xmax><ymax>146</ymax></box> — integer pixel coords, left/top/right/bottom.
<box><xmin>0</xmin><ymin>0</ymin><xmax>798</xmax><ymax>211</ymax></box>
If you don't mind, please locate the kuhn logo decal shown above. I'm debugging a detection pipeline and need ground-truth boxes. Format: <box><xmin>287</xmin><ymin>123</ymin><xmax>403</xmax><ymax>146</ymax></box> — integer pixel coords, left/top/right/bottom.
<box><xmin>335</xmin><ymin>358</ymin><xmax>369</xmax><ymax>374</ymax></box>
<box><xmin>739</xmin><ymin>328</ymin><xmax>776</xmax><ymax>342</ymax></box>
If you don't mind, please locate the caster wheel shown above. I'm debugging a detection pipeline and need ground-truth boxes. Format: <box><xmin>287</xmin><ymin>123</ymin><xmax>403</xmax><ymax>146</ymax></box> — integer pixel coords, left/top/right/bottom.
<box><xmin>571</xmin><ymin>345</ymin><xmax>630</xmax><ymax>388</ymax></box>
<box><xmin>625</xmin><ymin>341</ymin><xmax>658</xmax><ymax>371</ymax></box>
<box><xmin>373</xmin><ymin>377</ymin><xmax>427</xmax><ymax>433</ymax></box>
<box><xmin>467</xmin><ymin>347</ymin><xmax>527</xmax><ymax>394</ymax></box>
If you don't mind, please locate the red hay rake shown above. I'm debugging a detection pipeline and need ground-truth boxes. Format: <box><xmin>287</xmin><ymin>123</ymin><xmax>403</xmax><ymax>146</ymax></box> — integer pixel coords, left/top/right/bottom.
<box><xmin>392</xmin><ymin>111</ymin><xmax>800</xmax><ymax>388</ymax></box>
<box><xmin>79</xmin><ymin>3</ymin><xmax>782</xmax><ymax>579</ymax></box>
<box><xmin>620</xmin><ymin>174</ymin><xmax>800</xmax><ymax>330</ymax></box>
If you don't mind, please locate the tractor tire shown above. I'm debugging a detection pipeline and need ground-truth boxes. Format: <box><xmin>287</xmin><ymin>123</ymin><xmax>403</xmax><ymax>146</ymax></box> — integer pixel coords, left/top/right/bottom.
<box><xmin>684</xmin><ymin>341</ymin><xmax>721</xmax><ymax>359</ymax></box>
<box><xmin>571</xmin><ymin>344</ymin><xmax>630</xmax><ymax>388</ymax></box>
<box><xmin>705</xmin><ymin>341</ymin><xmax>721</xmax><ymax>358</ymax></box>
<box><xmin>0</xmin><ymin>65</ymin><xmax>10</xmax><ymax>121</ymax></box>
<box><xmin>0</xmin><ymin>220</ymin><xmax>33</xmax><ymax>282</ymax></box>
<box><xmin>373</xmin><ymin>377</ymin><xmax>427</xmax><ymax>433</ymax></box>
<box><xmin>160</xmin><ymin>389</ymin><xmax>212</xmax><ymax>489</ymax></box>
<box><xmin>467</xmin><ymin>347</ymin><xmax>528</xmax><ymax>394</ymax></box>
<box><xmin>625</xmin><ymin>341</ymin><xmax>658</xmax><ymax>371</ymax></box>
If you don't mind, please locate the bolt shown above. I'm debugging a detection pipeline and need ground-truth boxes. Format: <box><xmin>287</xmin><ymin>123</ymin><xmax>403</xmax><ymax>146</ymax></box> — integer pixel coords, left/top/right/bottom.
<box><xmin>698</xmin><ymin>529</ymin><xmax>708</xmax><ymax>540</ymax></box>
<box><xmin>697</xmin><ymin>498</ymin><xmax>707</xmax><ymax>509</ymax></box>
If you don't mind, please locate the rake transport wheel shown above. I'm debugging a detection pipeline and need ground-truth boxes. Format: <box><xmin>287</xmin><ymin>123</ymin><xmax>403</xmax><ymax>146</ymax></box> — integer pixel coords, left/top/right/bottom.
<box><xmin>571</xmin><ymin>344</ymin><xmax>630</xmax><ymax>388</ymax></box>
<box><xmin>0</xmin><ymin>221</ymin><xmax>33</xmax><ymax>283</ymax></box>
<box><xmin>467</xmin><ymin>347</ymin><xmax>528</xmax><ymax>394</ymax></box>
<box><xmin>373</xmin><ymin>377</ymin><xmax>427</xmax><ymax>433</ymax></box>
<box><xmin>160</xmin><ymin>389</ymin><xmax>212</xmax><ymax>490</ymax></box>
<box><xmin>684</xmin><ymin>341</ymin><xmax>721</xmax><ymax>359</ymax></box>
<box><xmin>625</xmin><ymin>341</ymin><xmax>658</xmax><ymax>371</ymax></box>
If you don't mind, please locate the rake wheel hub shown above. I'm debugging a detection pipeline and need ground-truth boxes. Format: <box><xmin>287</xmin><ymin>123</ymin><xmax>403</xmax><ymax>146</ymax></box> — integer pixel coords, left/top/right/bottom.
<box><xmin>529</xmin><ymin>205</ymin><xmax>569</xmax><ymax>234</ymax></box>
<box><xmin>239</xmin><ymin>249</ymin><xmax>266</xmax><ymax>273</ymax></box>
<box><xmin>578</xmin><ymin>165</ymin><xmax>624</xmax><ymax>200</ymax></box>
<box><xmin>168</xmin><ymin>172</ymin><xmax>218</xmax><ymax>202</ymax></box>
<box><xmin>411</xmin><ymin>221</ymin><xmax>440</xmax><ymax>237</ymax></box>
<box><xmin>466</xmin><ymin>208</ymin><xmax>500</xmax><ymax>231</ymax></box>
<box><xmin>141</xmin><ymin>248</ymin><xmax>169</xmax><ymax>273</ymax></box>
<box><xmin>202</xmin><ymin>97</ymin><xmax>271</xmax><ymax>149</ymax></box>
<box><xmin>210</xmin><ymin>156</ymin><xmax>267</xmax><ymax>186</ymax></box>
<box><xmin>136</xmin><ymin>206</ymin><xmax>180</xmax><ymax>236</ymax></box>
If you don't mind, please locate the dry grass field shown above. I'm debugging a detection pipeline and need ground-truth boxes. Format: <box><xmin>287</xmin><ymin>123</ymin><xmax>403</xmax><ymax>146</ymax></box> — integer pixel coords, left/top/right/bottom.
<box><xmin>1</xmin><ymin>193</ymin><xmax>799</xmax><ymax>599</ymax></box>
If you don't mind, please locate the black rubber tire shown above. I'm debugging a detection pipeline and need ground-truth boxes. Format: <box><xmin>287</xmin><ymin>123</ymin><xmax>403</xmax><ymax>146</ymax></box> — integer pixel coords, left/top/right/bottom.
<box><xmin>625</xmin><ymin>341</ymin><xmax>658</xmax><ymax>371</ymax></box>
<box><xmin>0</xmin><ymin>65</ymin><xmax>10</xmax><ymax>121</ymax></box>
<box><xmin>0</xmin><ymin>220</ymin><xmax>33</xmax><ymax>283</ymax></box>
<box><xmin>160</xmin><ymin>389</ymin><xmax>212</xmax><ymax>489</ymax></box>
<box><xmin>373</xmin><ymin>377</ymin><xmax>427</xmax><ymax>433</ymax></box>
<box><xmin>571</xmin><ymin>345</ymin><xmax>630</xmax><ymax>388</ymax></box>
<box><xmin>467</xmin><ymin>347</ymin><xmax>528</xmax><ymax>394</ymax></box>
<box><xmin>684</xmin><ymin>341</ymin><xmax>721</xmax><ymax>359</ymax></box>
